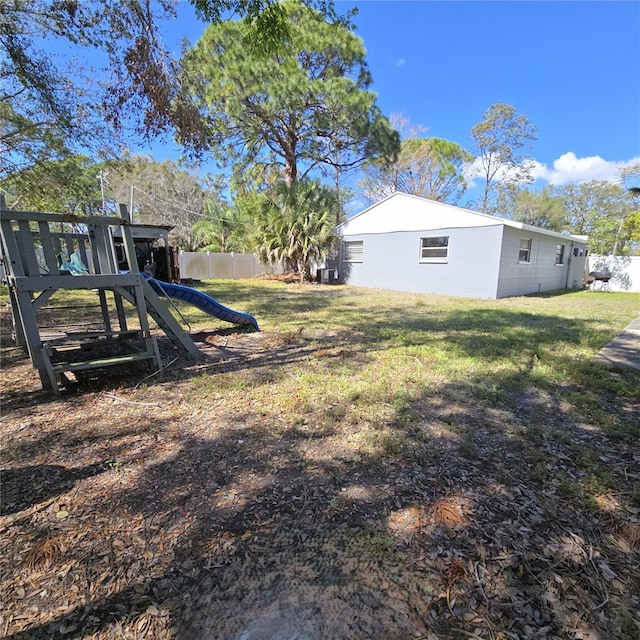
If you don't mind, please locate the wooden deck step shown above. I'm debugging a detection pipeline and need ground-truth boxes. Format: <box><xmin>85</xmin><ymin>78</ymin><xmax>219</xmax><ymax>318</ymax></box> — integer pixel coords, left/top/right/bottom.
<box><xmin>64</xmin><ymin>330</ymin><xmax>143</xmax><ymax>340</ymax></box>
<box><xmin>51</xmin><ymin>351</ymin><xmax>157</xmax><ymax>374</ymax></box>
<box><xmin>41</xmin><ymin>330</ymin><xmax>144</xmax><ymax>343</ymax></box>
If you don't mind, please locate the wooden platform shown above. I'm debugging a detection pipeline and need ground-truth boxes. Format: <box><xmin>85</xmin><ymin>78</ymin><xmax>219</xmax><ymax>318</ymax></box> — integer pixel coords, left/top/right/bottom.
<box><xmin>0</xmin><ymin>198</ymin><xmax>198</xmax><ymax>394</ymax></box>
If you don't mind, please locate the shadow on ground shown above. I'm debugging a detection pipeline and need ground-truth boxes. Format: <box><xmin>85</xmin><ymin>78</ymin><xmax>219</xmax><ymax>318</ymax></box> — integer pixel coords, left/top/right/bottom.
<box><xmin>2</xmin><ymin>288</ymin><xmax>639</xmax><ymax>639</ymax></box>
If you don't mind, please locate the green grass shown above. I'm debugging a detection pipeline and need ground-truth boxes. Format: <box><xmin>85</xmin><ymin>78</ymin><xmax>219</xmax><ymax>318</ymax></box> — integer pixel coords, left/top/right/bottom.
<box><xmin>2</xmin><ymin>280</ymin><xmax>639</xmax><ymax>487</ymax></box>
<box><xmin>159</xmin><ymin>281</ymin><xmax>640</xmax><ymax>475</ymax></box>
<box><xmin>2</xmin><ymin>281</ymin><xmax>639</xmax><ymax>638</ymax></box>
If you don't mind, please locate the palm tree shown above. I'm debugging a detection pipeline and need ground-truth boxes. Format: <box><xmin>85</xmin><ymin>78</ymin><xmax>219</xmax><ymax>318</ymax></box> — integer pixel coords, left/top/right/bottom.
<box><xmin>190</xmin><ymin>199</ymin><xmax>252</xmax><ymax>253</ymax></box>
<box><xmin>255</xmin><ymin>180</ymin><xmax>338</xmax><ymax>282</ymax></box>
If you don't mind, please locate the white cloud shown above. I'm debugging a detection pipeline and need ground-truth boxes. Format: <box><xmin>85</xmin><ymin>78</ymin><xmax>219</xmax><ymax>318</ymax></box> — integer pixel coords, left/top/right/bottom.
<box><xmin>464</xmin><ymin>152</ymin><xmax>640</xmax><ymax>189</ymax></box>
<box><xmin>532</xmin><ymin>152</ymin><xmax>640</xmax><ymax>186</ymax></box>
<box><xmin>392</xmin><ymin>58</ymin><xmax>406</xmax><ymax>67</ymax></box>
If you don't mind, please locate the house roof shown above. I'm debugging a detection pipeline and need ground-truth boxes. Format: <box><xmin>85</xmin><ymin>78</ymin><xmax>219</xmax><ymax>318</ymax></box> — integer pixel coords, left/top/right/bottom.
<box><xmin>338</xmin><ymin>192</ymin><xmax>588</xmax><ymax>244</ymax></box>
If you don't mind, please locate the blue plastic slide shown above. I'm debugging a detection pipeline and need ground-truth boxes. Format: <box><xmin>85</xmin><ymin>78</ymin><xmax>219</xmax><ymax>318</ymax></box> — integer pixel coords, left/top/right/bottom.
<box><xmin>141</xmin><ymin>274</ymin><xmax>259</xmax><ymax>330</ymax></box>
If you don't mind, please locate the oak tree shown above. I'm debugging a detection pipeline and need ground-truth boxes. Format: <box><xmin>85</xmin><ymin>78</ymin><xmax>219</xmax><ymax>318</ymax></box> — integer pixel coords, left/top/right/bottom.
<box><xmin>494</xmin><ymin>184</ymin><xmax>568</xmax><ymax>231</ymax></box>
<box><xmin>0</xmin><ymin>154</ymin><xmax>103</xmax><ymax>213</ymax></box>
<box><xmin>556</xmin><ymin>180</ymin><xmax>634</xmax><ymax>255</ymax></box>
<box><xmin>104</xmin><ymin>155</ymin><xmax>210</xmax><ymax>250</ymax></box>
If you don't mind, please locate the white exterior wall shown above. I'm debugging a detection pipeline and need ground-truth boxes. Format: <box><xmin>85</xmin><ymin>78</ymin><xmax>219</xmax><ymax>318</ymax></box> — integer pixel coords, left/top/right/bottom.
<box><xmin>340</xmin><ymin>226</ymin><xmax>503</xmax><ymax>299</ymax></box>
<box><xmin>496</xmin><ymin>226</ymin><xmax>586</xmax><ymax>297</ymax></box>
<box><xmin>339</xmin><ymin>193</ymin><xmax>504</xmax><ymax>235</ymax></box>
<box><xmin>336</xmin><ymin>193</ymin><xmax>589</xmax><ymax>299</ymax></box>
<box><xmin>179</xmin><ymin>252</ymin><xmax>260</xmax><ymax>280</ymax></box>
<box><xmin>588</xmin><ymin>255</ymin><xmax>640</xmax><ymax>292</ymax></box>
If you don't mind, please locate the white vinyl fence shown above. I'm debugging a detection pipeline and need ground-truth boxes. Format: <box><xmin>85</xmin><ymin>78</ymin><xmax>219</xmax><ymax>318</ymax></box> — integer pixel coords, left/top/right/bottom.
<box><xmin>588</xmin><ymin>255</ymin><xmax>640</xmax><ymax>292</ymax></box>
<box><xmin>0</xmin><ymin>249</ymin><xmax>284</xmax><ymax>283</ymax></box>
<box><xmin>178</xmin><ymin>251</ymin><xmax>283</xmax><ymax>280</ymax></box>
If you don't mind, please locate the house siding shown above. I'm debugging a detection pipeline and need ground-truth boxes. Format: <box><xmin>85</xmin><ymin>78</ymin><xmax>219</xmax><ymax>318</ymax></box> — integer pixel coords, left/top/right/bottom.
<box><xmin>496</xmin><ymin>227</ymin><xmax>573</xmax><ymax>297</ymax></box>
<box><xmin>340</xmin><ymin>226</ymin><xmax>503</xmax><ymax>299</ymax></box>
<box><xmin>334</xmin><ymin>193</ymin><xmax>589</xmax><ymax>299</ymax></box>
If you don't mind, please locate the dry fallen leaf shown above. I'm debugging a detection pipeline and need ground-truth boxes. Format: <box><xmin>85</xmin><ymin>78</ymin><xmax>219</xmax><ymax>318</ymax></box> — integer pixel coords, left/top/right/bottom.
<box><xmin>598</xmin><ymin>561</ymin><xmax>616</xmax><ymax>581</ymax></box>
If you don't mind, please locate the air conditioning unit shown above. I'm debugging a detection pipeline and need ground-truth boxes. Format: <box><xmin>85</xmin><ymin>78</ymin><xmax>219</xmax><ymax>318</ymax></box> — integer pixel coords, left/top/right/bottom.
<box><xmin>317</xmin><ymin>268</ymin><xmax>337</xmax><ymax>284</ymax></box>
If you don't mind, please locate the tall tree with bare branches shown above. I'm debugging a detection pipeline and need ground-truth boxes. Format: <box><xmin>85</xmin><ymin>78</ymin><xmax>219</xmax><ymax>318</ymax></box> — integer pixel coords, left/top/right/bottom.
<box><xmin>471</xmin><ymin>103</ymin><xmax>537</xmax><ymax>213</ymax></box>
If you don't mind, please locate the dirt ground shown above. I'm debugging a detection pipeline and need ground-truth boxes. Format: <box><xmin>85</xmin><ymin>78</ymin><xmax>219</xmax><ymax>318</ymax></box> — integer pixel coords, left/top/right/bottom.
<box><xmin>1</xmin><ymin>311</ymin><xmax>639</xmax><ymax>640</ymax></box>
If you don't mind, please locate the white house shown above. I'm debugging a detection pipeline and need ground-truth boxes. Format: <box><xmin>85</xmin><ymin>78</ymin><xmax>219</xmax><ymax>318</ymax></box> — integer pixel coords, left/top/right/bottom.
<box><xmin>332</xmin><ymin>192</ymin><xmax>588</xmax><ymax>299</ymax></box>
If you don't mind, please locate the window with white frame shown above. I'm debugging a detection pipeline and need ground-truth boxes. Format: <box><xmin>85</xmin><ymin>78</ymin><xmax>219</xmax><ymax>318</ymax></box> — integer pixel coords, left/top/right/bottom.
<box><xmin>555</xmin><ymin>244</ymin><xmax>565</xmax><ymax>265</ymax></box>
<box><xmin>420</xmin><ymin>236</ymin><xmax>449</xmax><ymax>263</ymax></box>
<box><xmin>344</xmin><ymin>240</ymin><xmax>363</xmax><ymax>262</ymax></box>
<box><xmin>519</xmin><ymin>238</ymin><xmax>532</xmax><ymax>263</ymax></box>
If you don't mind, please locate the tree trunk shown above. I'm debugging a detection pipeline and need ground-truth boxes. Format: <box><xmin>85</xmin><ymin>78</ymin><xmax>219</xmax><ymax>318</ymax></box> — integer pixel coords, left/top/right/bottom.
<box><xmin>480</xmin><ymin>182</ymin><xmax>491</xmax><ymax>213</ymax></box>
<box><xmin>284</xmin><ymin>155</ymin><xmax>297</xmax><ymax>188</ymax></box>
<box><xmin>612</xmin><ymin>217</ymin><xmax>624</xmax><ymax>256</ymax></box>
<box><xmin>284</xmin><ymin>123</ymin><xmax>297</xmax><ymax>188</ymax></box>
<box><xmin>298</xmin><ymin>259</ymin><xmax>311</xmax><ymax>283</ymax></box>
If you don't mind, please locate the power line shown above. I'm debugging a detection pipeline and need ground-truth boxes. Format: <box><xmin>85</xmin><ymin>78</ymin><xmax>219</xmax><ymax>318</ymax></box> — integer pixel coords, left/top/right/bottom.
<box><xmin>131</xmin><ymin>185</ymin><xmax>207</xmax><ymax>218</ymax></box>
<box><xmin>131</xmin><ymin>185</ymin><xmax>250</xmax><ymax>226</ymax></box>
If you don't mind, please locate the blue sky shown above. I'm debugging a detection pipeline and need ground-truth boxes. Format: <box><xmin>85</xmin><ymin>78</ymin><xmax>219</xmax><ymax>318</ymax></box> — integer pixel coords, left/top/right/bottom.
<box><xmin>342</xmin><ymin>0</ymin><xmax>640</xmax><ymax>189</ymax></box>
<box><xmin>96</xmin><ymin>0</ymin><xmax>638</xmax><ymax>203</ymax></box>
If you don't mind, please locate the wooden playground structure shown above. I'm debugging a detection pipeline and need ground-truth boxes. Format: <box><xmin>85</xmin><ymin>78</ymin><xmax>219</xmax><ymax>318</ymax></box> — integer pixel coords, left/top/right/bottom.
<box><xmin>0</xmin><ymin>197</ymin><xmax>200</xmax><ymax>395</ymax></box>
